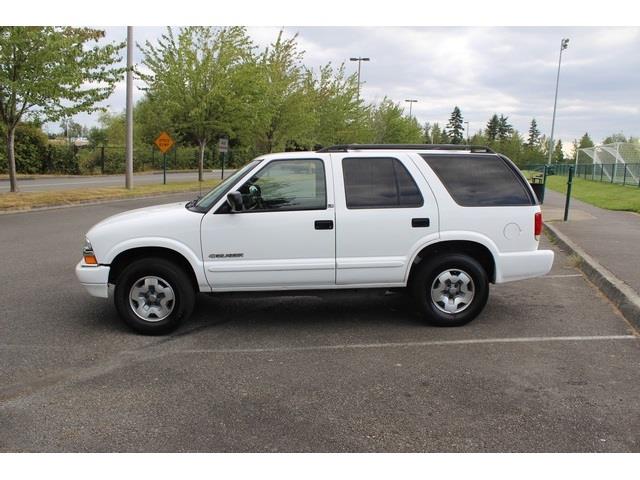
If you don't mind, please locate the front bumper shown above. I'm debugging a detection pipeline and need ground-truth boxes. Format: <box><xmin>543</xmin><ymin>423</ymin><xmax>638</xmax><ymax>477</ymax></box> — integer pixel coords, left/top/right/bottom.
<box><xmin>495</xmin><ymin>249</ymin><xmax>555</xmax><ymax>283</ymax></box>
<box><xmin>75</xmin><ymin>261</ymin><xmax>110</xmax><ymax>298</ymax></box>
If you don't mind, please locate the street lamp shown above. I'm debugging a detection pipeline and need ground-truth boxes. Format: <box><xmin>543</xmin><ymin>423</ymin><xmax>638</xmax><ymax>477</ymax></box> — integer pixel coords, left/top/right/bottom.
<box><xmin>464</xmin><ymin>121</ymin><xmax>470</xmax><ymax>144</ymax></box>
<box><xmin>547</xmin><ymin>37</ymin><xmax>569</xmax><ymax>165</ymax></box>
<box><xmin>405</xmin><ymin>99</ymin><xmax>418</xmax><ymax>119</ymax></box>
<box><xmin>349</xmin><ymin>57</ymin><xmax>370</xmax><ymax>101</ymax></box>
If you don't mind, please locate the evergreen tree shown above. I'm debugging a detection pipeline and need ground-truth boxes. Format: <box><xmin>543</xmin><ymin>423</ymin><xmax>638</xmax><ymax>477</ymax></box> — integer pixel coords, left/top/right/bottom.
<box><xmin>445</xmin><ymin>106</ymin><xmax>464</xmax><ymax>144</ymax></box>
<box><xmin>423</xmin><ymin>122</ymin><xmax>432</xmax><ymax>143</ymax></box>
<box><xmin>439</xmin><ymin>127</ymin><xmax>450</xmax><ymax>144</ymax></box>
<box><xmin>527</xmin><ymin>118</ymin><xmax>540</xmax><ymax>147</ymax></box>
<box><xmin>497</xmin><ymin>114</ymin><xmax>513</xmax><ymax>141</ymax></box>
<box><xmin>553</xmin><ymin>139</ymin><xmax>564</xmax><ymax>163</ymax></box>
<box><xmin>578</xmin><ymin>132</ymin><xmax>594</xmax><ymax>149</ymax></box>
<box><xmin>485</xmin><ymin>114</ymin><xmax>499</xmax><ymax>142</ymax></box>
<box><xmin>602</xmin><ymin>132</ymin><xmax>627</xmax><ymax>144</ymax></box>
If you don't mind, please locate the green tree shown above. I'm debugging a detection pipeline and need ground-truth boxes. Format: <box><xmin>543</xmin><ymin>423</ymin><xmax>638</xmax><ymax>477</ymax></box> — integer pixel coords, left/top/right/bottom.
<box><xmin>87</xmin><ymin>126</ymin><xmax>108</xmax><ymax>147</ymax></box>
<box><xmin>423</xmin><ymin>122</ymin><xmax>432</xmax><ymax>143</ymax></box>
<box><xmin>252</xmin><ymin>30</ymin><xmax>314</xmax><ymax>153</ymax></box>
<box><xmin>497</xmin><ymin>114</ymin><xmax>513</xmax><ymax>141</ymax></box>
<box><xmin>553</xmin><ymin>139</ymin><xmax>564</xmax><ymax>163</ymax></box>
<box><xmin>485</xmin><ymin>114</ymin><xmax>499</xmax><ymax>142</ymax></box>
<box><xmin>0</xmin><ymin>26</ymin><xmax>124</xmax><ymax>191</ymax></box>
<box><xmin>430</xmin><ymin>123</ymin><xmax>443</xmax><ymax>144</ymax></box>
<box><xmin>369</xmin><ymin>98</ymin><xmax>423</xmax><ymax>143</ymax></box>
<box><xmin>309</xmin><ymin>62</ymin><xmax>364</xmax><ymax>147</ymax></box>
<box><xmin>140</xmin><ymin>26</ymin><xmax>257</xmax><ymax>181</ymax></box>
<box><xmin>578</xmin><ymin>132</ymin><xmax>594</xmax><ymax>149</ymax></box>
<box><xmin>571</xmin><ymin>138</ymin><xmax>579</xmax><ymax>163</ymax></box>
<box><xmin>527</xmin><ymin>118</ymin><xmax>540</xmax><ymax>147</ymax></box>
<box><xmin>602</xmin><ymin>132</ymin><xmax>627</xmax><ymax>144</ymax></box>
<box><xmin>445</xmin><ymin>106</ymin><xmax>464</xmax><ymax>144</ymax></box>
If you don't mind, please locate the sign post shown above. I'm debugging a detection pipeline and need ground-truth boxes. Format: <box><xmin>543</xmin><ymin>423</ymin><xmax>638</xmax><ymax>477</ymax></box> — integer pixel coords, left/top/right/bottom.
<box><xmin>218</xmin><ymin>137</ymin><xmax>229</xmax><ymax>179</ymax></box>
<box><xmin>163</xmin><ymin>153</ymin><xmax>167</xmax><ymax>185</ymax></box>
<box><xmin>154</xmin><ymin>132</ymin><xmax>175</xmax><ymax>185</ymax></box>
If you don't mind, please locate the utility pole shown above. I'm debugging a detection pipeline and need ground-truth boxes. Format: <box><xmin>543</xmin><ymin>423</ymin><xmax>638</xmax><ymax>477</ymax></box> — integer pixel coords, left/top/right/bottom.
<box><xmin>125</xmin><ymin>26</ymin><xmax>134</xmax><ymax>189</ymax></box>
<box><xmin>547</xmin><ymin>38</ymin><xmax>569</xmax><ymax>165</ymax></box>
<box><xmin>405</xmin><ymin>99</ymin><xmax>418</xmax><ymax>119</ymax></box>
<box><xmin>464</xmin><ymin>121</ymin><xmax>470</xmax><ymax>143</ymax></box>
<box><xmin>349</xmin><ymin>57</ymin><xmax>370</xmax><ymax>101</ymax></box>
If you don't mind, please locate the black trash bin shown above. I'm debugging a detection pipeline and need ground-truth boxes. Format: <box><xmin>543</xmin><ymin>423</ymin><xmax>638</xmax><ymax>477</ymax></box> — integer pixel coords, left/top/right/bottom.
<box><xmin>529</xmin><ymin>176</ymin><xmax>545</xmax><ymax>204</ymax></box>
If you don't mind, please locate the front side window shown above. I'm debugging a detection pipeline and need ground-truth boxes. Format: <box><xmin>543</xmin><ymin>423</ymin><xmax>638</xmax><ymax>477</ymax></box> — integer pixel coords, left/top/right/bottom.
<box><xmin>237</xmin><ymin>159</ymin><xmax>327</xmax><ymax>212</ymax></box>
<box><xmin>342</xmin><ymin>157</ymin><xmax>423</xmax><ymax>209</ymax></box>
<box><xmin>194</xmin><ymin>159</ymin><xmax>262</xmax><ymax>211</ymax></box>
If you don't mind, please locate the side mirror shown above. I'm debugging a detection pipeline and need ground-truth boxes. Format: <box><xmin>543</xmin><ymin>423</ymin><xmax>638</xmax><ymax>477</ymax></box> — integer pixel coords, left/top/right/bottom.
<box><xmin>226</xmin><ymin>192</ymin><xmax>244</xmax><ymax>212</ymax></box>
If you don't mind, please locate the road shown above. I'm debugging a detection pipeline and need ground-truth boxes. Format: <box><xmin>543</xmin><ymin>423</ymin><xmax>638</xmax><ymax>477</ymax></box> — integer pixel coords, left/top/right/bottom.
<box><xmin>0</xmin><ymin>194</ymin><xmax>638</xmax><ymax>452</ymax></box>
<box><xmin>0</xmin><ymin>170</ymin><xmax>234</xmax><ymax>192</ymax></box>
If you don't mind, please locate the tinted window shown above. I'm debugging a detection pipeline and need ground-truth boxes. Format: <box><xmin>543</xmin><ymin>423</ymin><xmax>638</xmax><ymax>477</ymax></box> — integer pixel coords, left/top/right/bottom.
<box><xmin>421</xmin><ymin>154</ymin><xmax>533</xmax><ymax>206</ymax></box>
<box><xmin>237</xmin><ymin>159</ymin><xmax>326</xmax><ymax>212</ymax></box>
<box><xmin>342</xmin><ymin>157</ymin><xmax>423</xmax><ymax>209</ymax></box>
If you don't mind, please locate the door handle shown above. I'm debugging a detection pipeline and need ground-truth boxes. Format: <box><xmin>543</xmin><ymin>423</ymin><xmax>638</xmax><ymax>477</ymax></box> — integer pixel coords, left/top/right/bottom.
<box><xmin>412</xmin><ymin>218</ymin><xmax>430</xmax><ymax>228</ymax></box>
<box><xmin>314</xmin><ymin>220</ymin><xmax>334</xmax><ymax>230</ymax></box>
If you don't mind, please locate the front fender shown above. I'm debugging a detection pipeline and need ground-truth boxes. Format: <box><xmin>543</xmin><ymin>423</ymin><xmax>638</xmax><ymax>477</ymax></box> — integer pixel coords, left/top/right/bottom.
<box><xmin>102</xmin><ymin>237</ymin><xmax>208</xmax><ymax>290</ymax></box>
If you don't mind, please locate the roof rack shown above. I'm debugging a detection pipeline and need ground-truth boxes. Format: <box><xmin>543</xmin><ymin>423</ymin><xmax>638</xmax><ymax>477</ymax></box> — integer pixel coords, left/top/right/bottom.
<box><xmin>316</xmin><ymin>144</ymin><xmax>495</xmax><ymax>153</ymax></box>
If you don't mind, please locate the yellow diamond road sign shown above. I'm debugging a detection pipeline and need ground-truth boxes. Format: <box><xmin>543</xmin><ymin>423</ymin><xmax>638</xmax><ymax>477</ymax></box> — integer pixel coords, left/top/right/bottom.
<box><xmin>154</xmin><ymin>131</ymin><xmax>175</xmax><ymax>154</ymax></box>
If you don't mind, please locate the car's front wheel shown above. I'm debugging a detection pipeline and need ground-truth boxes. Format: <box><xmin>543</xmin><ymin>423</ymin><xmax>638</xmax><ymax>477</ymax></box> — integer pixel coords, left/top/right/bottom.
<box><xmin>114</xmin><ymin>257</ymin><xmax>195</xmax><ymax>335</ymax></box>
<box><xmin>411</xmin><ymin>253</ymin><xmax>489</xmax><ymax>327</ymax></box>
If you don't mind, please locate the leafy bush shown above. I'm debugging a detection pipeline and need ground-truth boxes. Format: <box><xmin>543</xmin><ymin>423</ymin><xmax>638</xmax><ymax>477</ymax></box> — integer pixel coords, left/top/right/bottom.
<box><xmin>0</xmin><ymin>123</ymin><xmax>49</xmax><ymax>174</ymax></box>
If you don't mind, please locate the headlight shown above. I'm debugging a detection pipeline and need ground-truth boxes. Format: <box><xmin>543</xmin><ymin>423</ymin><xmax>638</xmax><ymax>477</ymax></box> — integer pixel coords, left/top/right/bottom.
<box><xmin>83</xmin><ymin>238</ymin><xmax>98</xmax><ymax>265</ymax></box>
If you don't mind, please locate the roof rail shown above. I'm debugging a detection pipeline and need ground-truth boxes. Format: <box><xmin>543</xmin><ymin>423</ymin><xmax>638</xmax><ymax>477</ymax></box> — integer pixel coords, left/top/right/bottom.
<box><xmin>316</xmin><ymin>144</ymin><xmax>495</xmax><ymax>153</ymax></box>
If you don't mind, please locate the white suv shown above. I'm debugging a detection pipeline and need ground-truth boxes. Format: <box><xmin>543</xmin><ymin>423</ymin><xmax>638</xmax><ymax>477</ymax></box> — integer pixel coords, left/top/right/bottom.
<box><xmin>76</xmin><ymin>144</ymin><xmax>553</xmax><ymax>334</ymax></box>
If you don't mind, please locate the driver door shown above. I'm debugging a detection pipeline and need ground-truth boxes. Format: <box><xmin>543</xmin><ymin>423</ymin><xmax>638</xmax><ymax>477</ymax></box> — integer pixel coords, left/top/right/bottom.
<box><xmin>200</xmin><ymin>157</ymin><xmax>336</xmax><ymax>290</ymax></box>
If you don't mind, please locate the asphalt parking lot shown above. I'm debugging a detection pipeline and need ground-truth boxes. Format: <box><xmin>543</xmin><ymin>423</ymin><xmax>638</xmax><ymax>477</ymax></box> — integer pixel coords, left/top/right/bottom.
<box><xmin>0</xmin><ymin>194</ymin><xmax>638</xmax><ymax>452</ymax></box>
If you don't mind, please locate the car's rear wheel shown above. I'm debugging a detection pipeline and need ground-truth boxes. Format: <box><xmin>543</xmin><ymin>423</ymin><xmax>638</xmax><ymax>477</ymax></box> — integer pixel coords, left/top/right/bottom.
<box><xmin>114</xmin><ymin>257</ymin><xmax>195</xmax><ymax>335</ymax></box>
<box><xmin>411</xmin><ymin>253</ymin><xmax>489</xmax><ymax>327</ymax></box>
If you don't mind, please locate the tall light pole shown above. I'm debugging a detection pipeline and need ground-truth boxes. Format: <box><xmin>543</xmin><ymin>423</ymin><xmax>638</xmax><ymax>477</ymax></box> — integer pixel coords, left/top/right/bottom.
<box><xmin>125</xmin><ymin>26</ymin><xmax>134</xmax><ymax>189</ymax></box>
<box><xmin>349</xmin><ymin>57</ymin><xmax>370</xmax><ymax>101</ymax></box>
<box><xmin>405</xmin><ymin>99</ymin><xmax>418</xmax><ymax>119</ymax></box>
<box><xmin>547</xmin><ymin>38</ymin><xmax>569</xmax><ymax>165</ymax></box>
<box><xmin>464</xmin><ymin>121</ymin><xmax>470</xmax><ymax>144</ymax></box>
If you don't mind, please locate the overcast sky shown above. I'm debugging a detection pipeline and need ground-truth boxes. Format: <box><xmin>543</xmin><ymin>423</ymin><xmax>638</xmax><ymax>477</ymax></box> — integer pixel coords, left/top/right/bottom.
<box><xmin>64</xmin><ymin>26</ymin><xmax>640</xmax><ymax>149</ymax></box>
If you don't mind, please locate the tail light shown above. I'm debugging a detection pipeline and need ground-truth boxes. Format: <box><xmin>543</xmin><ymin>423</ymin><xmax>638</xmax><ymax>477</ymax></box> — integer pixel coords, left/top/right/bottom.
<box><xmin>534</xmin><ymin>212</ymin><xmax>543</xmax><ymax>240</ymax></box>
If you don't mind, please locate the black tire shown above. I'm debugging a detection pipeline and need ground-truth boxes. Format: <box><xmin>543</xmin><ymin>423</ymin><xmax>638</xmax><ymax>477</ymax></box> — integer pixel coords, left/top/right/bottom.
<box><xmin>114</xmin><ymin>257</ymin><xmax>196</xmax><ymax>335</ymax></box>
<box><xmin>410</xmin><ymin>253</ymin><xmax>489</xmax><ymax>327</ymax></box>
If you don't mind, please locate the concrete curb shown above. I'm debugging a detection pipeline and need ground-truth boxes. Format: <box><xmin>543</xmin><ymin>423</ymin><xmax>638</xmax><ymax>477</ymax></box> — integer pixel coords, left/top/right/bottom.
<box><xmin>0</xmin><ymin>190</ymin><xmax>201</xmax><ymax>215</ymax></box>
<box><xmin>545</xmin><ymin>222</ymin><xmax>640</xmax><ymax>330</ymax></box>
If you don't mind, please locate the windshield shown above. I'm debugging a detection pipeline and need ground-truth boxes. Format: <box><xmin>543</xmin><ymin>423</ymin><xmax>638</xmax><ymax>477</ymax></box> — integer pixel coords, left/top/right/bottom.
<box><xmin>191</xmin><ymin>159</ymin><xmax>263</xmax><ymax>212</ymax></box>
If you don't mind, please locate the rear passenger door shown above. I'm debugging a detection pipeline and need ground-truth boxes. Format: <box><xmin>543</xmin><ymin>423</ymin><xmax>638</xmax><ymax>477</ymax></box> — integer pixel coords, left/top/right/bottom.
<box><xmin>333</xmin><ymin>153</ymin><xmax>439</xmax><ymax>285</ymax></box>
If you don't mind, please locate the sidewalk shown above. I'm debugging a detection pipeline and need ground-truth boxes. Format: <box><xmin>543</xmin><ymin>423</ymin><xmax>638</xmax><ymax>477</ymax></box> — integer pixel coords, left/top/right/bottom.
<box><xmin>542</xmin><ymin>189</ymin><xmax>640</xmax><ymax>323</ymax></box>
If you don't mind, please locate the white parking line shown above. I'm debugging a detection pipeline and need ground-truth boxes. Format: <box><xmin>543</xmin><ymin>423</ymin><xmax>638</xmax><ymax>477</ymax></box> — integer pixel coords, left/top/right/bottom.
<box><xmin>544</xmin><ymin>274</ymin><xmax>584</xmax><ymax>278</ymax></box>
<box><xmin>165</xmin><ymin>335</ymin><xmax>637</xmax><ymax>355</ymax></box>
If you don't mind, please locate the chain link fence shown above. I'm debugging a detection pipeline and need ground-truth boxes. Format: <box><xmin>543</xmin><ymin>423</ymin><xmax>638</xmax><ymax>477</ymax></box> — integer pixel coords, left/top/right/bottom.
<box><xmin>1</xmin><ymin>142</ymin><xmax>252</xmax><ymax>176</ymax></box>
<box><xmin>77</xmin><ymin>145</ymin><xmax>247</xmax><ymax>175</ymax></box>
<box><xmin>526</xmin><ymin>162</ymin><xmax>640</xmax><ymax>187</ymax></box>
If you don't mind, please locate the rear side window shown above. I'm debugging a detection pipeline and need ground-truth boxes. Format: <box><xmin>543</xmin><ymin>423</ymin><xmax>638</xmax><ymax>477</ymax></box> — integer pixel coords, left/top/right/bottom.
<box><xmin>420</xmin><ymin>154</ymin><xmax>533</xmax><ymax>207</ymax></box>
<box><xmin>343</xmin><ymin>157</ymin><xmax>423</xmax><ymax>209</ymax></box>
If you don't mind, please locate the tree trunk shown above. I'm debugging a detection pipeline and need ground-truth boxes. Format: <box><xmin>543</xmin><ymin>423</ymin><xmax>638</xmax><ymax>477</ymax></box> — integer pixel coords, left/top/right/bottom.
<box><xmin>198</xmin><ymin>140</ymin><xmax>206</xmax><ymax>182</ymax></box>
<box><xmin>6</xmin><ymin>127</ymin><xmax>18</xmax><ymax>193</ymax></box>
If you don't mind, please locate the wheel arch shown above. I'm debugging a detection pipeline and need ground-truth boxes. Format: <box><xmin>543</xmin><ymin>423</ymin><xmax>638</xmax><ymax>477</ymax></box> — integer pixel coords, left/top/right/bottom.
<box><xmin>407</xmin><ymin>239</ymin><xmax>497</xmax><ymax>286</ymax></box>
<box><xmin>108</xmin><ymin>246</ymin><xmax>200</xmax><ymax>291</ymax></box>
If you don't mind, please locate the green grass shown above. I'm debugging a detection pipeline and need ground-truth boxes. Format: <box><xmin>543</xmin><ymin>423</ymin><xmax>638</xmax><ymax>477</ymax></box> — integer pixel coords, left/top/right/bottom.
<box><xmin>543</xmin><ymin>175</ymin><xmax>640</xmax><ymax>214</ymax></box>
<box><xmin>0</xmin><ymin>179</ymin><xmax>220</xmax><ymax>212</ymax></box>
